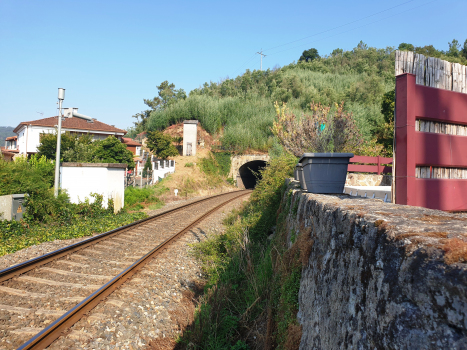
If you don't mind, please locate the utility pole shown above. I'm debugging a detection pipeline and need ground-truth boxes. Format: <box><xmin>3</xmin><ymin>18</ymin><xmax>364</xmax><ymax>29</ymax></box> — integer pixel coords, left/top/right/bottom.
<box><xmin>256</xmin><ymin>49</ymin><xmax>266</xmax><ymax>71</ymax></box>
<box><xmin>54</xmin><ymin>88</ymin><xmax>65</xmax><ymax>197</ymax></box>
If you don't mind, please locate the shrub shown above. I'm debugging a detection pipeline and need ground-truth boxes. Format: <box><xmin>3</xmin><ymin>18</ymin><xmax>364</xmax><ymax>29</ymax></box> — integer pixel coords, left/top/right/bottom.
<box><xmin>272</xmin><ymin>101</ymin><xmax>383</xmax><ymax>156</ymax></box>
<box><xmin>199</xmin><ymin>152</ymin><xmax>231</xmax><ymax>177</ymax></box>
<box><xmin>146</xmin><ymin>131</ymin><xmax>179</xmax><ymax>159</ymax></box>
<box><xmin>125</xmin><ymin>186</ymin><xmax>158</xmax><ymax>207</ymax></box>
<box><xmin>180</xmin><ymin>153</ymin><xmax>298</xmax><ymax>349</ymax></box>
<box><xmin>0</xmin><ymin>155</ymin><xmax>65</xmax><ymax>223</ymax></box>
<box><xmin>92</xmin><ymin>135</ymin><xmax>135</xmax><ymax>169</ymax></box>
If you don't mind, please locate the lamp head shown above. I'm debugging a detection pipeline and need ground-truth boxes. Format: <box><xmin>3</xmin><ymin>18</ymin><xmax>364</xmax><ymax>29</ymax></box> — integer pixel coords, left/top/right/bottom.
<box><xmin>58</xmin><ymin>88</ymin><xmax>65</xmax><ymax>101</ymax></box>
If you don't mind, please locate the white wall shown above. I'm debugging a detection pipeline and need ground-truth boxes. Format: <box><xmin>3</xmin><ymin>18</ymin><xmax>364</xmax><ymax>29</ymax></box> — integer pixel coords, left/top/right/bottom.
<box><xmin>60</xmin><ymin>164</ymin><xmax>125</xmax><ymax>212</ymax></box>
<box><xmin>29</xmin><ymin>126</ymin><xmax>54</xmax><ymax>153</ymax></box>
<box><xmin>17</xmin><ymin>126</ymin><xmax>27</xmax><ymax>154</ymax></box>
<box><xmin>17</xmin><ymin>125</ymin><xmax>56</xmax><ymax>154</ymax></box>
<box><xmin>183</xmin><ymin>123</ymin><xmax>197</xmax><ymax>156</ymax></box>
<box><xmin>152</xmin><ymin>160</ymin><xmax>175</xmax><ymax>182</ymax></box>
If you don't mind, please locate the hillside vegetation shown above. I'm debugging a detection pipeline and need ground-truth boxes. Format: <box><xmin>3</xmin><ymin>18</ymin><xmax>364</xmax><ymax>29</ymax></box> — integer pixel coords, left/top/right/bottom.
<box><xmin>145</xmin><ymin>42</ymin><xmax>394</xmax><ymax>154</ymax></box>
<box><xmin>130</xmin><ymin>39</ymin><xmax>467</xmax><ymax>155</ymax></box>
<box><xmin>0</xmin><ymin>127</ymin><xmax>15</xmax><ymax>143</ymax></box>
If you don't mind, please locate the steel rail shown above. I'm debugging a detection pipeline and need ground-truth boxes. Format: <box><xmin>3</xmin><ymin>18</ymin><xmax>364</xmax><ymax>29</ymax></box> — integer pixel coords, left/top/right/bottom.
<box><xmin>0</xmin><ymin>190</ymin><xmax>249</xmax><ymax>284</ymax></box>
<box><xmin>17</xmin><ymin>190</ymin><xmax>250</xmax><ymax>350</ymax></box>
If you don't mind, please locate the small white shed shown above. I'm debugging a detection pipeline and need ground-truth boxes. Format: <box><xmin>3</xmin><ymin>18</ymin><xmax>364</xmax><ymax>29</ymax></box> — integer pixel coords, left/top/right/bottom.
<box><xmin>60</xmin><ymin>163</ymin><xmax>126</xmax><ymax>212</ymax></box>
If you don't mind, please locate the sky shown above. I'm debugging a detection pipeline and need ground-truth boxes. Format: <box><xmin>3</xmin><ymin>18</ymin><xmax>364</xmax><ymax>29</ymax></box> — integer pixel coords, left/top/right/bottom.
<box><xmin>0</xmin><ymin>0</ymin><xmax>466</xmax><ymax>130</ymax></box>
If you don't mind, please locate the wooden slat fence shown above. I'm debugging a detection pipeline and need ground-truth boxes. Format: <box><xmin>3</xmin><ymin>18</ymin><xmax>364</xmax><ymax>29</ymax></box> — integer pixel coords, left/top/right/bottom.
<box><xmin>395</xmin><ymin>50</ymin><xmax>467</xmax><ymax>93</ymax></box>
<box><xmin>348</xmin><ymin>155</ymin><xmax>392</xmax><ymax>175</ymax></box>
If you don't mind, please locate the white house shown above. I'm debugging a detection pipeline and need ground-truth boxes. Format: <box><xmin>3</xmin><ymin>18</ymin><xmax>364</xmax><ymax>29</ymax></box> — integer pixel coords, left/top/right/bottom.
<box><xmin>13</xmin><ymin>112</ymin><xmax>127</xmax><ymax>155</ymax></box>
<box><xmin>1</xmin><ymin>136</ymin><xmax>19</xmax><ymax>161</ymax></box>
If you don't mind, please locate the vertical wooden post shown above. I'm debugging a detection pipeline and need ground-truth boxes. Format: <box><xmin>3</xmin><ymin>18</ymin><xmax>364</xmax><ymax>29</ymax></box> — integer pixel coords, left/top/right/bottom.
<box><xmin>395</xmin><ymin>73</ymin><xmax>417</xmax><ymax>206</ymax></box>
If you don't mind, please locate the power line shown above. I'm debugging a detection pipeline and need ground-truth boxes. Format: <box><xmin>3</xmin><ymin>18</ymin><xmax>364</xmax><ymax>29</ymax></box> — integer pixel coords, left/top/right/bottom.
<box><xmin>256</xmin><ymin>49</ymin><xmax>267</xmax><ymax>71</ymax></box>
<box><xmin>230</xmin><ymin>0</ymin><xmax>438</xmax><ymax>77</ymax></box>
<box><xmin>231</xmin><ymin>53</ymin><xmax>258</xmax><ymax>78</ymax></box>
<box><xmin>266</xmin><ymin>0</ymin><xmax>439</xmax><ymax>57</ymax></box>
<box><xmin>262</xmin><ymin>0</ymin><xmax>417</xmax><ymax>53</ymax></box>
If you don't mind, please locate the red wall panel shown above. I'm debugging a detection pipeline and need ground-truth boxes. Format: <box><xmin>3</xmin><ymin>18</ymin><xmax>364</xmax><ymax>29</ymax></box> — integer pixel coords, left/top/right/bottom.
<box><xmin>414</xmin><ymin>179</ymin><xmax>467</xmax><ymax>211</ymax></box>
<box><xmin>395</xmin><ymin>73</ymin><xmax>467</xmax><ymax>211</ymax></box>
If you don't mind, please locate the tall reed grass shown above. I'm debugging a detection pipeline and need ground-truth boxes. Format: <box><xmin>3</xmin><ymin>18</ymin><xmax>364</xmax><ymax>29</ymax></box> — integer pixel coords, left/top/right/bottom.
<box><xmin>146</xmin><ymin>44</ymin><xmax>396</xmax><ymax>153</ymax></box>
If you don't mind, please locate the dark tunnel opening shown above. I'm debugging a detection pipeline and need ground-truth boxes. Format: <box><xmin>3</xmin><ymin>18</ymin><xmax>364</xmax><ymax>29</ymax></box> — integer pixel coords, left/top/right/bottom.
<box><xmin>237</xmin><ymin>160</ymin><xmax>267</xmax><ymax>189</ymax></box>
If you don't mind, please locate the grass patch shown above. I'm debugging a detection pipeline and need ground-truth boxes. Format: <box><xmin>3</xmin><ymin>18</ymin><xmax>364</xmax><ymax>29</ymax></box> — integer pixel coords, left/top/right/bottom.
<box><xmin>0</xmin><ymin>210</ymin><xmax>146</xmax><ymax>257</ymax></box>
<box><xmin>148</xmin><ymin>200</ymin><xmax>165</xmax><ymax>210</ymax></box>
<box><xmin>199</xmin><ymin>152</ymin><xmax>230</xmax><ymax>177</ymax></box>
<box><xmin>198</xmin><ymin>151</ymin><xmax>231</xmax><ymax>189</ymax></box>
<box><xmin>124</xmin><ymin>181</ymin><xmax>169</xmax><ymax>210</ymax></box>
<box><xmin>178</xmin><ymin>152</ymin><xmax>310</xmax><ymax>349</ymax></box>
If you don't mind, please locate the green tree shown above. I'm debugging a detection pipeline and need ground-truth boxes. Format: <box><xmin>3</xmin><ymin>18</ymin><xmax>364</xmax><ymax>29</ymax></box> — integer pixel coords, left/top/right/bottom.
<box><xmin>92</xmin><ymin>136</ymin><xmax>135</xmax><ymax>169</ymax></box>
<box><xmin>132</xmin><ymin>81</ymin><xmax>186</xmax><ymax>131</ymax></box>
<box><xmin>62</xmin><ymin>139</ymin><xmax>96</xmax><ymax>162</ymax></box>
<box><xmin>142</xmin><ymin>159</ymin><xmax>152</xmax><ymax>177</ymax></box>
<box><xmin>144</xmin><ymin>81</ymin><xmax>187</xmax><ymax>110</ymax></box>
<box><xmin>331</xmin><ymin>48</ymin><xmax>343</xmax><ymax>56</ymax></box>
<box><xmin>447</xmin><ymin>39</ymin><xmax>461</xmax><ymax>57</ymax></box>
<box><xmin>299</xmin><ymin>48</ymin><xmax>320</xmax><ymax>62</ymax></box>
<box><xmin>462</xmin><ymin>39</ymin><xmax>467</xmax><ymax>59</ymax></box>
<box><xmin>372</xmin><ymin>89</ymin><xmax>395</xmax><ymax>155</ymax></box>
<box><xmin>131</xmin><ymin>110</ymin><xmax>152</xmax><ymax>131</ymax></box>
<box><xmin>146</xmin><ymin>131</ymin><xmax>179</xmax><ymax>159</ymax></box>
<box><xmin>415</xmin><ymin>45</ymin><xmax>442</xmax><ymax>57</ymax></box>
<box><xmin>37</xmin><ymin>132</ymin><xmax>94</xmax><ymax>161</ymax></box>
<box><xmin>398</xmin><ymin>43</ymin><xmax>415</xmax><ymax>51</ymax></box>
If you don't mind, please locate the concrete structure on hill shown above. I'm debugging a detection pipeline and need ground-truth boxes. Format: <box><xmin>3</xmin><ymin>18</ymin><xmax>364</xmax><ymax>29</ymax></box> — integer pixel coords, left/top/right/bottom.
<box><xmin>183</xmin><ymin>120</ymin><xmax>198</xmax><ymax>156</ymax></box>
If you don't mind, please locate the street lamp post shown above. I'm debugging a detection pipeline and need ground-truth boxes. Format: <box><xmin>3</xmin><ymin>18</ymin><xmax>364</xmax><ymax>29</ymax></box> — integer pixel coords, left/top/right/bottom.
<box><xmin>54</xmin><ymin>88</ymin><xmax>65</xmax><ymax>197</ymax></box>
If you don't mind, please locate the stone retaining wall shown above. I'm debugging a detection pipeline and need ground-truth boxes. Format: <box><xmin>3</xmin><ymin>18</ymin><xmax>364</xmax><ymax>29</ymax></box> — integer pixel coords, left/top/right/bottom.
<box><xmin>282</xmin><ymin>179</ymin><xmax>467</xmax><ymax>349</ymax></box>
<box><xmin>345</xmin><ymin>173</ymin><xmax>392</xmax><ymax>186</ymax></box>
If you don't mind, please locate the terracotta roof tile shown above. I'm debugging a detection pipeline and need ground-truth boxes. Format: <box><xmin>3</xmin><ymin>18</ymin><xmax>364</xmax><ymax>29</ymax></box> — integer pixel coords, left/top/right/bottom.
<box><xmin>13</xmin><ymin>116</ymin><xmax>126</xmax><ymax>134</ymax></box>
<box><xmin>122</xmin><ymin>137</ymin><xmax>142</xmax><ymax>146</ymax></box>
<box><xmin>5</xmin><ymin>136</ymin><xmax>17</xmax><ymax>141</ymax></box>
<box><xmin>1</xmin><ymin>147</ymin><xmax>19</xmax><ymax>154</ymax></box>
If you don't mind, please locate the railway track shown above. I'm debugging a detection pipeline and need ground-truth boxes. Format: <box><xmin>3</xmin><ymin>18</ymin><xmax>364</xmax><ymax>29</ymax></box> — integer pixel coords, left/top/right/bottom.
<box><xmin>0</xmin><ymin>190</ymin><xmax>251</xmax><ymax>350</ymax></box>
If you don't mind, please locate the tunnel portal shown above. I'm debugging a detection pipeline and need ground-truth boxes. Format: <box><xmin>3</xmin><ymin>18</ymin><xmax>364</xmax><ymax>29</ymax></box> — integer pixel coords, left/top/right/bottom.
<box><xmin>237</xmin><ymin>160</ymin><xmax>267</xmax><ymax>189</ymax></box>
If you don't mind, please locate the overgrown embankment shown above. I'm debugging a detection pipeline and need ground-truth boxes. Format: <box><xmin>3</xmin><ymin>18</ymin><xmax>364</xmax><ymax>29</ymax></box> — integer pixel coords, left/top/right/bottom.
<box><xmin>178</xmin><ymin>157</ymin><xmax>467</xmax><ymax>349</ymax></box>
<box><xmin>0</xmin><ymin>156</ymin><xmax>146</xmax><ymax>257</ymax></box>
<box><xmin>146</xmin><ymin>44</ymin><xmax>396</xmax><ymax>153</ymax></box>
<box><xmin>177</xmin><ymin>153</ymin><xmax>314</xmax><ymax>349</ymax></box>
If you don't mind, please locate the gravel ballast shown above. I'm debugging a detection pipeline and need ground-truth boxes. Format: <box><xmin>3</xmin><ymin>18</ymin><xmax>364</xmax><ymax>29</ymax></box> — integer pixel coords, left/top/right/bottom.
<box><xmin>1</xmin><ymin>193</ymin><xmax>250</xmax><ymax>350</ymax></box>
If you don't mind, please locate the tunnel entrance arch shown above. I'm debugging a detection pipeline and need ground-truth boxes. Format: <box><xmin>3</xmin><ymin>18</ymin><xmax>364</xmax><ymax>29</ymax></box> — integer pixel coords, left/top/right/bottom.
<box><xmin>229</xmin><ymin>155</ymin><xmax>270</xmax><ymax>189</ymax></box>
<box><xmin>237</xmin><ymin>160</ymin><xmax>267</xmax><ymax>189</ymax></box>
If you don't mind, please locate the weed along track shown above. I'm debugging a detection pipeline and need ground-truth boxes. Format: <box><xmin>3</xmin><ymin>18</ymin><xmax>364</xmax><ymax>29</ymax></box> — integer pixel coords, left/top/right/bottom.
<box><xmin>0</xmin><ymin>190</ymin><xmax>251</xmax><ymax>349</ymax></box>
